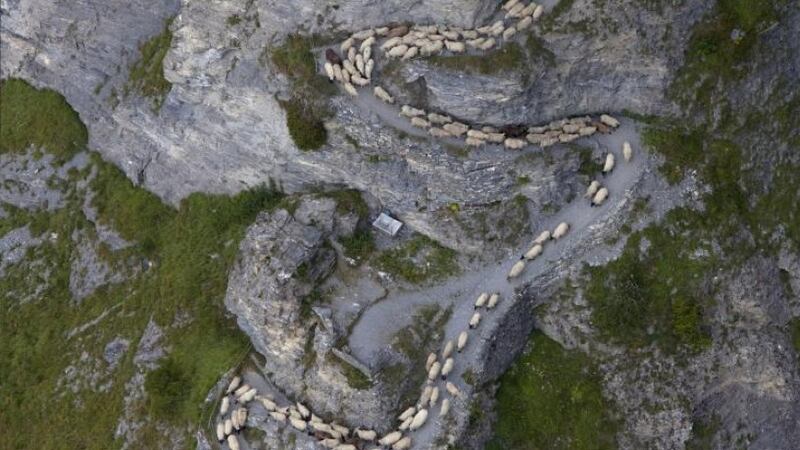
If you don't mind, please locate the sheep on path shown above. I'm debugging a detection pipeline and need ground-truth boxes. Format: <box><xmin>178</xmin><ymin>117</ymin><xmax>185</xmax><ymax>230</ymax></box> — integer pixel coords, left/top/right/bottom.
<box><xmin>220</xmin><ymin>396</ymin><xmax>230</xmax><ymax>415</ymax></box>
<box><xmin>603</xmin><ymin>153</ymin><xmax>615</xmax><ymax>174</ymax></box>
<box><xmin>552</xmin><ymin>222</ymin><xmax>570</xmax><ymax>239</ymax></box>
<box><xmin>445</xmin><ymin>381</ymin><xmax>460</xmax><ymax>397</ymax></box>
<box><xmin>428</xmin><ymin>361</ymin><xmax>442</xmax><ymax>380</ymax></box>
<box><xmin>600</xmin><ymin>114</ymin><xmax>620</xmax><ymax>128</ymax></box>
<box><xmin>439</xmin><ymin>398</ymin><xmax>451</xmax><ymax>417</ymax></box>
<box><xmin>233</xmin><ymin>384</ymin><xmax>250</xmax><ymax>397</ymax></box>
<box><xmin>474</xmin><ymin>292</ymin><xmax>489</xmax><ymax>309</ymax></box>
<box><xmin>226</xmin><ymin>376</ymin><xmax>241</xmax><ymax>394</ymax></box>
<box><xmin>487</xmin><ymin>293</ymin><xmax>500</xmax><ymax>309</ymax></box>
<box><xmin>429</xmin><ymin>386</ymin><xmax>440</xmax><ymax>406</ymax></box>
<box><xmin>443</xmin><ymin>122</ymin><xmax>468</xmax><ymax>136</ymax></box>
<box><xmin>533</xmin><ymin>230</ymin><xmax>551</xmax><ymax>244</ymax></box>
<box><xmin>392</xmin><ymin>437</ymin><xmax>412</xmax><ymax>450</ymax></box>
<box><xmin>216</xmin><ymin>422</ymin><xmax>225</xmax><ymax>442</ymax></box>
<box><xmin>469</xmin><ymin>312</ymin><xmax>481</xmax><ymax>329</ymax></box>
<box><xmin>425</xmin><ymin>352</ymin><xmax>437</xmax><ymax>371</ymax></box>
<box><xmin>508</xmin><ymin>260</ymin><xmax>526</xmax><ymax>279</ymax></box>
<box><xmin>623</xmin><ymin>141</ymin><xmax>633</xmax><ymax>161</ymax></box>
<box><xmin>400</xmin><ymin>105</ymin><xmax>425</xmax><ymax>117</ymax></box>
<box><xmin>227</xmin><ymin>434</ymin><xmax>240</xmax><ymax>450</ymax></box>
<box><xmin>379</xmin><ymin>431</ymin><xmax>403</xmax><ymax>446</ymax></box>
<box><xmin>290</xmin><ymin>417</ymin><xmax>307</xmax><ymax>431</ymax></box>
<box><xmin>441</xmin><ymin>357</ymin><xmax>454</xmax><ymax>379</ymax></box>
<box><xmin>584</xmin><ymin>180</ymin><xmax>600</xmax><ymax>198</ymax></box>
<box><xmin>269</xmin><ymin>411</ymin><xmax>287</xmax><ymax>423</ymax></box>
<box><xmin>356</xmin><ymin>429</ymin><xmax>377</xmax><ymax>441</ymax></box>
<box><xmin>524</xmin><ymin>243</ymin><xmax>543</xmax><ymax>260</ymax></box>
<box><xmin>409</xmin><ymin>409</ymin><xmax>428</xmax><ymax>431</ymax></box>
<box><xmin>592</xmin><ymin>187</ymin><xmax>609</xmax><ymax>206</ymax></box>
<box><xmin>457</xmin><ymin>331</ymin><xmax>468</xmax><ymax>352</ymax></box>
<box><xmin>442</xmin><ymin>340</ymin><xmax>454</xmax><ymax>358</ymax></box>
<box><xmin>224</xmin><ymin>419</ymin><xmax>233</xmax><ymax>436</ymax></box>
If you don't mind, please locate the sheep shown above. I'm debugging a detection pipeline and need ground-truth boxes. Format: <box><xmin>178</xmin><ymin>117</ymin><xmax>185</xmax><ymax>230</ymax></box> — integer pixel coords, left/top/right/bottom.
<box><xmin>320</xmin><ymin>439</ymin><xmax>340</xmax><ymax>449</ymax></box>
<box><xmin>508</xmin><ymin>260</ymin><xmax>526</xmax><ymax>279</ymax></box>
<box><xmin>269</xmin><ymin>411</ymin><xmax>287</xmax><ymax>423</ymax></box>
<box><xmin>224</xmin><ymin>418</ymin><xmax>233</xmax><ymax>436</ymax></box>
<box><xmin>231</xmin><ymin>410</ymin><xmax>241</xmax><ymax>431</ymax></box>
<box><xmin>439</xmin><ymin>398</ymin><xmax>451</xmax><ymax>417</ymax></box>
<box><xmin>364</xmin><ymin>59</ymin><xmax>374</xmax><ymax>78</ymax></box>
<box><xmin>351</xmin><ymin>74</ymin><xmax>370</xmax><ymax>87</ymax></box>
<box><xmin>461</xmin><ymin>29</ymin><xmax>479</xmax><ymax>39</ymax></box>
<box><xmin>355</xmin><ymin>54</ymin><xmax>365</xmax><ymax>75</ymax></box>
<box><xmin>428</xmin><ymin>112</ymin><xmax>452</xmax><ymax>124</ymax></box>
<box><xmin>237</xmin><ymin>408</ymin><xmax>248</xmax><ymax>429</ymax></box>
<box><xmin>532</xmin><ymin>4</ymin><xmax>544</xmax><ymax>19</ymax></box>
<box><xmin>487</xmin><ymin>132</ymin><xmax>506</xmax><ymax>143</ymax></box>
<box><xmin>335</xmin><ymin>445</ymin><xmax>357</xmax><ymax>450</ymax></box>
<box><xmin>467</xmin><ymin>129</ymin><xmax>489</xmax><ymax>140</ymax></box>
<box><xmin>529</xmin><ymin>125</ymin><xmax>548</xmax><ymax>134</ymax></box>
<box><xmin>227</xmin><ymin>434</ymin><xmax>240</xmax><ymax>450</ymax></box>
<box><xmin>289</xmin><ymin>417</ymin><xmax>307</xmax><ymax>431</ymax></box>
<box><xmin>425</xmin><ymin>352</ymin><xmax>437</xmax><ymax>372</ymax></box>
<box><xmin>420</xmin><ymin>40</ymin><xmax>444</xmax><ymax>55</ymax></box>
<box><xmin>360</xmin><ymin>36</ymin><xmax>376</xmax><ymax>51</ymax></box>
<box><xmin>238</xmin><ymin>388</ymin><xmax>257</xmax><ymax>403</ymax></box>
<box><xmin>503</xmin><ymin>25</ymin><xmax>518</xmax><ymax>40</ymax></box>
<box><xmin>400</xmin><ymin>105</ymin><xmax>425</xmax><ymax>118</ymax></box>
<box><xmin>502</xmin><ymin>0</ymin><xmax>520</xmax><ymax>11</ymax></box>
<box><xmin>491</xmin><ymin>19</ymin><xmax>505</xmax><ymax>32</ymax></box>
<box><xmin>324</xmin><ymin>62</ymin><xmax>335</xmax><ymax>81</ymax></box>
<box><xmin>296</xmin><ymin>402</ymin><xmax>310</xmax><ymax>419</ymax></box>
<box><xmin>415</xmin><ymin>24</ymin><xmax>438</xmax><ymax>33</ymax></box>
<box><xmin>381</xmin><ymin>37</ymin><xmax>402</xmax><ymax>50</ymax></box>
<box><xmin>526</xmin><ymin>133</ymin><xmax>544</xmax><ymax>144</ymax></box>
<box><xmin>392</xmin><ymin>437</ymin><xmax>412</xmax><ymax>450</ymax></box>
<box><xmin>343</xmin><ymin>60</ymin><xmax>358</xmax><ymax>76</ymax></box>
<box><xmin>504</xmin><ymin>138</ymin><xmax>526</xmax><ymax>149</ymax></box>
<box><xmin>524</xmin><ymin>243</ymin><xmax>543</xmax><ymax>260</ymax></box>
<box><xmin>487</xmin><ymin>293</ymin><xmax>500</xmax><ymax>309</ymax></box>
<box><xmin>466</xmin><ymin>37</ymin><xmax>486</xmax><ymax>48</ymax></box>
<box><xmin>374</xmin><ymin>86</ymin><xmax>394</xmax><ymax>104</ymax></box>
<box><xmin>623</xmin><ymin>141</ymin><xmax>633</xmax><ymax>161</ymax></box>
<box><xmin>592</xmin><ymin>187</ymin><xmax>609</xmax><ymax>206</ymax></box>
<box><xmin>341</xmin><ymin>37</ymin><xmax>355</xmax><ymax>52</ymax></box>
<box><xmin>533</xmin><ymin>230</ymin><xmax>551</xmax><ymax>244</ymax></box>
<box><xmin>579</xmin><ymin>126</ymin><xmax>597</xmax><ymax>136</ymax></box>
<box><xmin>507</xmin><ymin>3</ymin><xmax>526</xmax><ymax>18</ymax></box>
<box><xmin>559</xmin><ymin>133</ymin><xmax>580</xmax><ymax>143</ymax></box>
<box><xmin>428</xmin><ymin>361</ymin><xmax>441</xmax><ymax>380</ymax></box>
<box><xmin>399</xmin><ymin>406</ymin><xmax>417</xmax><ymax>422</ymax></box>
<box><xmin>521</xmin><ymin>3</ymin><xmax>538</xmax><ymax>16</ymax></box>
<box><xmin>398</xmin><ymin>416</ymin><xmax>413</xmax><ymax>431</ymax></box>
<box><xmin>220</xmin><ymin>396</ymin><xmax>230</xmax><ymax>415</ymax></box>
<box><xmin>445</xmin><ymin>381</ymin><xmax>460</xmax><ymax>397</ymax></box>
<box><xmin>310</xmin><ymin>421</ymin><xmax>333</xmax><ymax>434</ymax></box>
<box><xmin>441</xmin><ymin>357</ymin><xmax>454</xmax><ymax>379</ymax></box>
<box><xmin>226</xmin><ymin>376</ymin><xmax>241</xmax><ymax>394</ymax></box>
<box><xmin>233</xmin><ymin>384</ymin><xmax>250</xmax><ymax>397</ymax></box>
<box><xmin>342</xmin><ymin>68</ymin><xmax>351</xmax><ymax>84</ymax></box>
<box><xmin>411</xmin><ymin>117</ymin><xmax>431</xmax><ymax>128</ymax></box>
<box><xmin>216</xmin><ymin>422</ymin><xmax>225</xmax><ymax>442</ymax></box>
<box><xmin>603</xmin><ymin>152</ymin><xmax>615</xmax><ymax>174</ymax></box>
<box><xmin>429</xmin><ymin>127</ymin><xmax>452</xmax><ymax>138</ymax></box>
<box><xmin>540</xmin><ymin>136</ymin><xmax>558</xmax><ymax>147</ymax></box>
<box><xmin>288</xmin><ymin>407</ymin><xmax>302</xmax><ymax>420</ymax></box>
<box><xmin>387</xmin><ymin>25</ymin><xmax>410</xmax><ymax>38</ymax></box>
<box><xmin>356</xmin><ymin>429</ymin><xmax>377</xmax><ymax>441</ymax></box>
<box><xmin>387</xmin><ymin>44</ymin><xmax>409</xmax><ymax>58</ymax></box>
<box><xmin>333</xmin><ymin>64</ymin><xmax>344</xmax><ymax>82</ymax></box>
<box><xmin>563</xmin><ymin>123</ymin><xmax>580</xmax><ymax>134</ymax></box>
<box><xmin>379</xmin><ymin>432</ymin><xmax>404</xmax><ymax>447</ymax></box>
<box><xmin>443</xmin><ymin>122</ymin><xmax>469</xmax><ymax>136</ymax></box>
<box><xmin>457</xmin><ymin>331</ymin><xmax>468</xmax><ymax>352</ymax></box>
<box><xmin>465</xmin><ymin>137</ymin><xmax>485</xmax><ymax>147</ymax></box>
<box><xmin>600</xmin><ymin>114</ymin><xmax>620</xmax><ymax>128</ymax></box>
<box><xmin>419</xmin><ymin>386</ymin><xmax>433</xmax><ymax>406</ymax></box>
<box><xmin>441</xmin><ymin>30</ymin><xmax>460</xmax><ymax>40</ymax></box>
<box><xmin>475</xmin><ymin>292</ymin><xmax>489</xmax><ymax>309</ymax></box>
<box><xmin>401</xmin><ymin>46</ymin><xmax>419</xmax><ymax>60</ymax></box>
<box><xmin>427</xmin><ymin>34</ymin><xmax>446</xmax><ymax>41</ymax></box>
<box><xmin>348</xmin><ymin>46</ymin><xmax>357</xmax><ymax>63</ymax></box>
<box><xmin>479</xmin><ymin>38</ymin><xmax>496</xmax><ymax>50</ymax></box>
<box><xmin>469</xmin><ymin>312</ymin><xmax>481</xmax><ymax>329</ymax></box>
<box><xmin>310</xmin><ymin>413</ymin><xmax>322</xmax><ymax>424</ymax></box>
<box><xmin>343</xmin><ymin>82</ymin><xmax>359</xmax><ymax>97</ymax></box>
<box><xmin>552</xmin><ymin>222</ymin><xmax>570</xmax><ymax>239</ymax></box>
<box><xmin>375</xmin><ymin>26</ymin><xmax>389</xmax><ymax>36</ymax></box>
<box><xmin>429</xmin><ymin>386</ymin><xmax>440</xmax><ymax>406</ymax></box>
<box><xmin>409</xmin><ymin>409</ymin><xmax>429</xmax><ymax>431</ymax></box>
<box><xmin>442</xmin><ymin>340</ymin><xmax>454</xmax><ymax>359</ymax></box>
<box><xmin>444</xmin><ymin>40</ymin><xmax>466</xmax><ymax>53</ymax></box>
<box><xmin>331</xmin><ymin>423</ymin><xmax>350</xmax><ymax>437</ymax></box>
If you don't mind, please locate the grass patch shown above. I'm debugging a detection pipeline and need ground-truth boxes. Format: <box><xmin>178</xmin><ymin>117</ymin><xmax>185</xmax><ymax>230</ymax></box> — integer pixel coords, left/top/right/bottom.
<box><xmin>790</xmin><ymin>319</ymin><xmax>800</xmax><ymax>355</ymax></box>
<box><xmin>339</xmin><ymin>229</ymin><xmax>375</xmax><ymax>263</ymax></box>
<box><xmin>281</xmin><ymin>98</ymin><xmax>328</xmax><ymax>150</ymax></box>
<box><xmin>326</xmin><ymin>353</ymin><xmax>372</xmax><ymax>390</ymax></box>
<box><xmin>427</xmin><ymin>42</ymin><xmax>527</xmax><ymax>76</ymax></box>
<box><xmin>374</xmin><ymin>234</ymin><xmax>459</xmax><ymax>284</ymax></box>
<box><xmin>487</xmin><ymin>332</ymin><xmax>618</xmax><ymax>450</ymax></box>
<box><xmin>125</xmin><ymin>18</ymin><xmax>174</xmax><ymax>110</ymax></box>
<box><xmin>686</xmin><ymin>414</ymin><xmax>720</xmax><ymax>450</ymax></box>
<box><xmin>0</xmin><ymin>79</ymin><xmax>88</xmax><ymax>161</ymax></box>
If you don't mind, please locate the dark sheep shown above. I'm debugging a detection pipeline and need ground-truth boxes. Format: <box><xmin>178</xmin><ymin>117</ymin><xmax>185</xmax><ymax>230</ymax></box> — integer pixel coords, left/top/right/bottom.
<box><xmin>325</xmin><ymin>48</ymin><xmax>342</xmax><ymax>65</ymax></box>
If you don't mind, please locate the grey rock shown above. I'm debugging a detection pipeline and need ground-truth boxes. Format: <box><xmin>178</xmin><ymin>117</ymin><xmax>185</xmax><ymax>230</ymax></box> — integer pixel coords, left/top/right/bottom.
<box><xmin>104</xmin><ymin>337</ymin><xmax>131</xmax><ymax>369</ymax></box>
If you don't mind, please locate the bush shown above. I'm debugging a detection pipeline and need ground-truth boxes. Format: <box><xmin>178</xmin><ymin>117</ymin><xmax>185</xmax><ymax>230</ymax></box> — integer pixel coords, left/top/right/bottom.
<box><xmin>145</xmin><ymin>358</ymin><xmax>190</xmax><ymax>421</ymax></box>
<box><xmin>125</xmin><ymin>18</ymin><xmax>174</xmax><ymax>109</ymax></box>
<box><xmin>339</xmin><ymin>229</ymin><xmax>375</xmax><ymax>262</ymax></box>
<box><xmin>427</xmin><ymin>42</ymin><xmax>527</xmax><ymax>76</ymax></box>
<box><xmin>375</xmin><ymin>235</ymin><xmax>459</xmax><ymax>284</ymax></box>
<box><xmin>282</xmin><ymin>98</ymin><xmax>328</xmax><ymax>151</ymax></box>
<box><xmin>0</xmin><ymin>78</ymin><xmax>88</xmax><ymax>160</ymax></box>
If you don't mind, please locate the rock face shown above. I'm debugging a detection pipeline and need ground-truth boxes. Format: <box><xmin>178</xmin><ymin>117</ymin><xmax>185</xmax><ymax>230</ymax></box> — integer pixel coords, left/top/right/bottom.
<box><xmin>224</xmin><ymin>197</ymin><xmax>390</xmax><ymax>428</ymax></box>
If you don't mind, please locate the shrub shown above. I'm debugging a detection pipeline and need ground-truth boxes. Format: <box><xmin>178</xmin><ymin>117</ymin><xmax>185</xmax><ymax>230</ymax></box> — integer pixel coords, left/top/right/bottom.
<box><xmin>282</xmin><ymin>98</ymin><xmax>328</xmax><ymax>151</ymax></box>
<box><xmin>339</xmin><ymin>229</ymin><xmax>376</xmax><ymax>262</ymax></box>
<box><xmin>145</xmin><ymin>358</ymin><xmax>190</xmax><ymax>421</ymax></box>
<box><xmin>125</xmin><ymin>18</ymin><xmax>174</xmax><ymax>109</ymax></box>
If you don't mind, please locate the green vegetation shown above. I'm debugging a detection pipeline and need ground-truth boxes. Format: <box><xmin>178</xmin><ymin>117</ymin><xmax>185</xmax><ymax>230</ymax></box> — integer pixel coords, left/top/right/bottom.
<box><xmin>686</xmin><ymin>415</ymin><xmax>721</xmax><ymax>450</ymax></box>
<box><xmin>326</xmin><ymin>353</ymin><xmax>372</xmax><ymax>390</ymax></box>
<box><xmin>339</xmin><ymin>229</ymin><xmax>376</xmax><ymax>262</ymax></box>
<box><xmin>790</xmin><ymin>319</ymin><xmax>800</xmax><ymax>355</ymax></box>
<box><xmin>226</xmin><ymin>14</ymin><xmax>242</xmax><ymax>26</ymax></box>
<box><xmin>0</xmin><ymin>79</ymin><xmax>88</xmax><ymax>160</ymax></box>
<box><xmin>271</xmin><ymin>35</ymin><xmax>337</xmax><ymax>150</ymax></box>
<box><xmin>375</xmin><ymin>234</ymin><xmax>459</xmax><ymax>284</ymax></box>
<box><xmin>427</xmin><ymin>42</ymin><xmax>527</xmax><ymax>76</ymax></box>
<box><xmin>0</xmin><ymin>80</ymin><xmax>283</xmax><ymax>448</ymax></box>
<box><xmin>487</xmin><ymin>332</ymin><xmax>618</xmax><ymax>450</ymax></box>
<box><xmin>125</xmin><ymin>18</ymin><xmax>174</xmax><ymax>109</ymax></box>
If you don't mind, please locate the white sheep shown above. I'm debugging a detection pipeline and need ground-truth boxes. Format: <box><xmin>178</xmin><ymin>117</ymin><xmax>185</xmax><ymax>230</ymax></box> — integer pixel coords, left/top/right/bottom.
<box><xmin>487</xmin><ymin>293</ymin><xmax>500</xmax><ymax>309</ymax></box>
<box><xmin>428</xmin><ymin>361</ymin><xmax>441</xmax><ymax>380</ymax></box>
<box><xmin>559</xmin><ymin>133</ymin><xmax>579</xmax><ymax>143</ymax></box>
<box><xmin>441</xmin><ymin>357</ymin><xmax>454</xmax><ymax>379</ymax></box>
<box><xmin>419</xmin><ymin>385</ymin><xmax>433</xmax><ymax>406</ymax></box>
<box><xmin>465</xmin><ymin>137</ymin><xmax>486</xmax><ymax>147</ymax></box>
<box><xmin>392</xmin><ymin>437</ymin><xmax>412</xmax><ymax>450</ymax></box>
<box><xmin>457</xmin><ymin>331</ymin><xmax>468</xmax><ymax>352</ymax></box>
<box><xmin>507</xmin><ymin>3</ymin><xmax>526</xmax><ymax>18</ymax></box>
<box><xmin>502</xmin><ymin>0</ymin><xmax>520</xmax><ymax>11</ymax></box>
<box><xmin>443</xmin><ymin>122</ymin><xmax>468</xmax><ymax>136</ymax></box>
<box><xmin>238</xmin><ymin>408</ymin><xmax>248</xmax><ymax>428</ymax></box>
<box><xmin>238</xmin><ymin>388</ymin><xmax>257</xmax><ymax>403</ymax></box>
<box><xmin>400</xmin><ymin>105</ymin><xmax>425</xmax><ymax>117</ymax></box>
<box><xmin>425</xmin><ymin>352</ymin><xmax>437</xmax><ymax>371</ymax></box>
<box><xmin>401</xmin><ymin>46</ymin><xmax>419</xmax><ymax>60</ymax></box>
<box><xmin>479</xmin><ymin>38</ymin><xmax>497</xmax><ymax>50</ymax></box>
<box><xmin>296</xmin><ymin>402</ymin><xmax>310</xmax><ymax>419</ymax></box>
<box><xmin>420</xmin><ymin>41</ymin><xmax>444</xmax><ymax>56</ymax></box>
<box><xmin>469</xmin><ymin>312</ymin><xmax>481</xmax><ymax>329</ymax></box>
<box><xmin>563</xmin><ymin>123</ymin><xmax>580</xmax><ymax>133</ymax></box>
<box><xmin>233</xmin><ymin>384</ymin><xmax>250</xmax><ymax>397</ymax></box>
<box><xmin>333</xmin><ymin>64</ymin><xmax>344</xmax><ymax>82</ymax></box>
<box><xmin>288</xmin><ymin>407</ymin><xmax>302</xmax><ymax>420</ymax></box>
<box><xmin>227</xmin><ymin>434</ymin><xmax>240</xmax><ymax>450</ymax></box>
<box><xmin>231</xmin><ymin>410</ymin><xmax>241</xmax><ymax>431</ymax></box>
<box><xmin>344</xmin><ymin>82</ymin><xmax>359</xmax><ymax>97</ymax></box>
<box><xmin>360</xmin><ymin>36</ymin><xmax>375</xmax><ymax>50</ymax></box>
<box><xmin>399</xmin><ymin>406</ymin><xmax>416</xmax><ymax>422</ymax></box>
<box><xmin>592</xmin><ymin>187</ymin><xmax>609</xmax><ymax>206</ymax></box>
<box><xmin>310</xmin><ymin>413</ymin><xmax>322</xmax><ymax>423</ymax></box>
<box><xmin>445</xmin><ymin>381</ymin><xmax>460</xmax><ymax>397</ymax></box>
<box><xmin>524</xmin><ymin>243</ymin><xmax>543</xmax><ymax>260</ymax></box>
<box><xmin>374</xmin><ymin>86</ymin><xmax>394</xmax><ymax>104</ymax></box>
<box><xmin>579</xmin><ymin>126</ymin><xmax>597</xmax><ymax>136</ymax></box>
<box><xmin>429</xmin><ymin>386</ymin><xmax>440</xmax><ymax>406</ymax></box>
<box><xmin>348</xmin><ymin>46</ymin><xmax>357</xmax><ymax>63</ymax></box>
<box><xmin>552</xmin><ymin>222</ymin><xmax>569</xmax><ymax>239</ymax></box>
<box><xmin>220</xmin><ymin>396</ymin><xmax>230</xmax><ymax>415</ymax></box>
<box><xmin>441</xmin><ymin>30</ymin><xmax>460</xmax><ymax>40</ymax></box>
<box><xmin>352</xmin><ymin>29</ymin><xmax>375</xmax><ymax>40</ymax></box>
<box><xmin>409</xmin><ymin>409</ymin><xmax>428</xmax><ymax>431</ymax></box>
<box><xmin>342</xmin><ymin>59</ymin><xmax>357</xmax><ymax>76</ymax></box>
<box><xmin>381</xmin><ymin>37</ymin><xmax>402</xmax><ymax>50</ymax></box>
<box><xmin>216</xmin><ymin>422</ymin><xmax>225</xmax><ymax>442</ymax></box>
<box><xmin>444</xmin><ymin>40</ymin><xmax>466</xmax><ymax>53</ymax></box>
<box><xmin>351</xmin><ymin>74</ymin><xmax>370</xmax><ymax>87</ymax></box>
<box><xmin>356</xmin><ymin>429</ymin><xmax>377</xmax><ymax>441</ymax></box>
<box><xmin>428</xmin><ymin>112</ymin><xmax>452</xmax><ymax>124</ymax></box>
<box><xmin>324</xmin><ymin>62</ymin><xmax>335</xmax><ymax>81</ymax></box>
<box><xmin>533</xmin><ymin>230</ymin><xmax>551</xmax><ymax>244</ymax></box>
<box><xmin>226</xmin><ymin>376</ymin><xmax>241</xmax><ymax>394</ymax></box>
<box><xmin>331</xmin><ymin>423</ymin><xmax>350</xmax><ymax>437</ymax></box>
<box><xmin>502</xmin><ymin>26</ymin><xmax>517</xmax><ymax>40</ymax></box>
<box><xmin>521</xmin><ymin>3</ymin><xmax>538</xmax><ymax>16</ymax></box>
<box><xmin>289</xmin><ymin>417</ymin><xmax>307</xmax><ymax>431</ymax></box>
<box><xmin>461</xmin><ymin>29</ymin><xmax>479</xmax><ymax>39</ymax></box>
<box><xmin>427</xmin><ymin>34</ymin><xmax>446</xmax><ymax>41</ymax></box>
<box><xmin>429</xmin><ymin>127</ymin><xmax>452</xmax><ymax>138</ymax></box>
<box><xmin>335</xmin><ymin>445</ymin><xmax>357</xmax><ymax>450</ymax></box>
<box><xmin>623</xmin><ymin>141</ymin><xmax>633</xmax><ymax>161</ymax></box>
<box><xmin>320</xmin><ymin>439</ymin><xmax>340</xmax><ymax>449</ymax></box>
<box><xmin>376</xmin><ymin>26</ymin><xmax>389</xmax><ymax>36</ymax></box>
<box><xmin>342</xmin><ymin>70</ymin><xmax>351</xmax><ymax>84</ymax></box>
<box><xmin>269</xmin><ymin>411</ymin><xmax>287</xmax><ymax>423</ymax></box>
<box><xmin>585</xmin><ymin>180</ymin><xmax>600</xmax><ymax>198</ymax></box>
<box><xmin>600</xmin><ymin>114</ymin><xmax>620</xmax><ymax>128</ymax></box>
<box><xmin>442</xmin><ymin>340</ymin><xmax>454</xmax><ymax>358</ymax></box>
<box><xmin>387</xmin><ymin>44</ymin><xmax>409</xmax><ymax>58</ymax></box>
<box><xmin>355</xmin><ymin>54</ymin><xmax>365</xmax><ymax>75</ymax></box>
<box><xmin>439</xmin><ymin>398</ymin><xmax>451</xmax><ymax>417</ymax></box>
<box><xmin>487</xmin><ymin>132</ymin><xmax>506</xmax><ymax>143</ymax></box>
<box><xmin>508</xmin><ymin>260</ymin><xmax>526</xmax><ymax>278</ymax></box>
<box><xmin>410</xmin><ymin>117</ymin><xmax>430</xmax><ymax>128</ymax></box>
<box><xmin>490</xmin><ymin>20</ymin><xmax>505</xmax><ymax>33</ymax></box>
<box><xmin>341</xmin><ymin>37</ymin><xmax>354</xmax><ymax>52</ymax></box>
<box><xmin>378</xmin><ymin>431</ymin><xmax>403</xmax><ymax>447</ymax></box>
<box><xmin>532</xmin><ymin>4</ymin><xmax>544</xmax><ymax>19</ymax></box>
<box><xmin>467</xmin><ymin>129</ymin><xmax>489</xmax><ymax>140</ymax></box>
<box><xmin>475</xmin><ymin>292</ymin><xmax>489</xmax><ymax>309</ymax></box>
<box><xmin>399</xmin><ymin>416</ymin><xmax>413</xmax><ymax>431</ymax></box>
<box><xmin>603</xmin><ymin>152</ymin><xmax>615</xmax><ymax>174</ymax></box>
<box><xmin>467</xmin><ymin>38</ymin><xmax>486</xmax><ymax>48</ymax></box>
<box><xmin>365</xmin><ymin>58</ymin><xmax>374</xmax><ymax>78</ymax></box>
<box><xmin>504</xmin><ymin>138</ymin><xmax>526</xmax><ymax>149</ymax></box>
<box><xmin>224</xmin><ymin>418</ymin><xmax>233</xmax><ymax>436</ymax></box>
<box><xmin>310</xmin><ymin>421</ymin><xmax>333</xmax><ymax>434</ymax></box>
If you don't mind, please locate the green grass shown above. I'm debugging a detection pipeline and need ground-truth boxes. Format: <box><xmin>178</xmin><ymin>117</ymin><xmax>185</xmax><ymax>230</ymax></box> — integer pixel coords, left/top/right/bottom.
<box><xmin>427</xmin><ymin>42</ymin><xmax>528</xmax><ymax>76</ymax></box>
<box><xmin>487</xmin><ymin>332</ymin><xmax>618</xmax><ymax>450</ymax></box>
<box><xmin>0</xmin><ymin>82</ymin><xmax>284</xmax><ymax>448</ymax></box>
<box><xmin>339</xmin><ymin>229</ymin><xmax>376</xmax><ymax>263</ymax></box>
<box><xmin>0</xmin><ymin>79</ymin><xmax>88</xmax><ymax>161</ymax></box>
<box><xmin>326</xmin><ymin>353</ymin><xmax>372</xmax><ymax>390</ymax></box>
<box><xmin>125</xmin><ymin>18</ymin><xmax>174</xmax><ymax>109</ymax></box>
<box><xmin>686</xmin><ymin>415</ymin><xmax>721</xmax><ymax>450</ymax></box>
<box><xmin>790</xmin><ymin>319</ymin><xmax>800</xmax><ymax>355</ymax></box>
<box><xmin>374</xmin><ymin>234</ymin><xmax>459</xmax><ymax>284</ymax></box>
